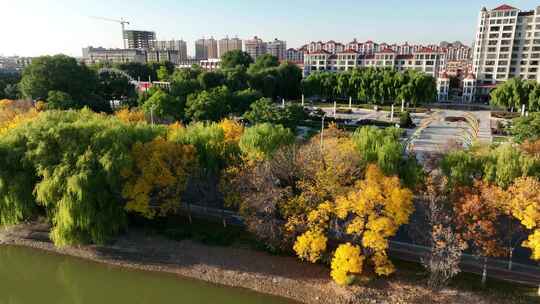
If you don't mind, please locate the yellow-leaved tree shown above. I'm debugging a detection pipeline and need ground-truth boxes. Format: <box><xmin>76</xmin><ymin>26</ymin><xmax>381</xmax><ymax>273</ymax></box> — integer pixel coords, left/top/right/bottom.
<box><xmin>122</xmin><ymin>137</ymin><xmax>196</xmax><ymax>218</ymax></box>
<box><xmin>507</xmin><ymin>177</ymin><xmax>540</xmax><ymax>260</ymax></box>
<box><xmin>115</xmin><ymin>108</ymin><xmax>146</xmax><ymax>123</ymax></box>
<box><xmin>331</xmin><ymin>243</ymin><xmax>364</xmax><ymax>285</ymax></box>
<box><xmin>293</xmin><ymin>165</ymin><xmax>414</xmax><ymax>284</ymax></box>
<box><xmin>0</xmin><ymin>99</ymin><xmax>39</xmax><ymax>135</ymax></box>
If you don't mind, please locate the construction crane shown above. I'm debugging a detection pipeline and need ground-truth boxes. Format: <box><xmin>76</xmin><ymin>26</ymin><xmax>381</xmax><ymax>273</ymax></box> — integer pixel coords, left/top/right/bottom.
<box><xmin>90</xmin><ymin>16</ymin><xmax>130</xmax><ymax>49</ymax></box>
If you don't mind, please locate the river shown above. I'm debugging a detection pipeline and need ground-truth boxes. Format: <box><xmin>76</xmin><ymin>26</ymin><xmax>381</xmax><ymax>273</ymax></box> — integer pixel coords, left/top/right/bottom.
<box><xmin>0</xmin><ymin>245</ymin><xmax>296</xmax><ymax>304</ymax></box>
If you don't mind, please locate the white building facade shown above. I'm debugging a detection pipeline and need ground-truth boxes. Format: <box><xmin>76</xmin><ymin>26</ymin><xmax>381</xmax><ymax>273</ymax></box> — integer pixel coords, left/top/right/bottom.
<box><xmin>472</xmin><ymin>4</ymin><xmax>540</xmax><ymax>100</ymax></box>
<box><xmin>303</xmin><ymin>48</ymin><xmax>444</xmax><ymax>78</ymax></box>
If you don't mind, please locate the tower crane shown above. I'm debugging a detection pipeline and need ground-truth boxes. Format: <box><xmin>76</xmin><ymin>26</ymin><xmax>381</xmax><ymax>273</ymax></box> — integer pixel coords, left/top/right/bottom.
<box><xmin>90</xmin><ymin>16</ymin><xmax>130</xmax><ymax>49</ymax></box>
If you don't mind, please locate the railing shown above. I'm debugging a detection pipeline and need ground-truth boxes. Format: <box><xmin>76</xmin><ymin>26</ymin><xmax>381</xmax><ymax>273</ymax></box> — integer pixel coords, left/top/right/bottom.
<box><xmin>178</xmin><ymin>203</ymin><xmax>540</xmax><ymax>286</ymax></box>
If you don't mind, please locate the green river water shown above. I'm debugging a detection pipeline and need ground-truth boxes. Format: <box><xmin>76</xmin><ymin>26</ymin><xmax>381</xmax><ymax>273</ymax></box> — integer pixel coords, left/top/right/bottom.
<box><xmin>0</xmin><ymin>245</ymin><xmax>295</xmax><ymax>304</ymax></box>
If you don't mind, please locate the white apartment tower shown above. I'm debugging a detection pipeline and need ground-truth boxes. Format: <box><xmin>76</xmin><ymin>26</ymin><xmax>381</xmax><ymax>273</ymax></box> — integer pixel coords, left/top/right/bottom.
<box><xmin>473</xmin><ymin>4</ymin><xmax>540</xmax><ymax>97</ymax></box>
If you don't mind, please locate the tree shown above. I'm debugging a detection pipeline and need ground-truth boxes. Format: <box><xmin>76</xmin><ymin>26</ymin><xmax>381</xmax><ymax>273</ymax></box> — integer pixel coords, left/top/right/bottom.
<box><xmin>198</xmin><ymin>71</ymin><xmax>225</xmax><ymax>90</ymax></box>
<box><xmin>46</xmin><ymin>91</ymin><xmax>77</xmax><ymax>110</ymax></box>
<box><xmin>0</xmin><ymin>109</ymin><xmax>163</xmax><ymax>246</ymax></box>
<box><xmin>275</xmin><ymin>62</ymin><xmax>303</xmax><ymax>100</ymax></box>
<box><xmin>248</xmin><ymin>54</ymin><xmax>279</xmax><ymax>74</ymax></box>
<box><xmin>293</xmin><ymin>165</ymin><xmax>414</xmax><ymax>283</ymax></box>
<box><xmin>511</xmin><ymin>113</ymin><xmax>540</xmax><ymax>143</ymax></box>
<box><xmin>220</xmin><ymin>50</ymin><xmax>253</xmax><ymax>70</ymax></box>
<box><xmin>331</xmin><ymin>243</ymin><xmax>364</xmax><ymax>285</ymax></box>
<box><xmin>97</xmin><ymin>70</ymin><xmax>136</xmax><ymax>105</ymax></box>
<box><xmin>490</xmin><ymin>78</ymin><xmax>539</xmax><ymax>111</ymax></box>
<box><xmin>142</xmin><ymin>89</ymin><xmax>183</xmax><ymax>122</ymax></box>
<box><xmin>352</xmin><ymin>126</ymin><xmax>401</xmax><ymax>174</ymax></box>
<box><xmin>293</xmin><ymin>229</ymin><xmax>328</xmax><ymax>263</ymax></box>
<box><xmin>231</xmin><ymin>88</ymin><xmax>262</xmax><ymax>115</ymax></box>
<box><xmin>451</xmin><ymin>182</ymin><xmax>506</xmax><ymax>284</ymax></box>
<box><xmin>239</xmin><ymin>123</ymin><xmax>295</xmax><ymax>161</ymax></box>
<box><xmin>20</xmin><ymin>55</ymin><xmax>97</xmax><ymax>101</ymax></box>
<box><xmin>3</xmin><ymin>84</ymin><xmax>19</xmax><ymax>100</ymax></box>
<box><xmin>223</xmin><ymin>125</ymin><xmax>362</xmax><ymax>252</ymax></box>
<box><xmin>115</xmin><ymin>62</ymin><xmax>154</xmax><ymax>81</ymax></box>
<box><xmin>115</xmin><ymin>108</ymin><xmax>146</xmax><ymax>123</ymax></box>
<box><xmin>507</xmin><ymin>177</ymin><xmax>540</xmax><ymax>260</ymax></box>
<box><xmin>223</xmin><ymin>66</ymin><xmax>250</xmax><ymax>92</ymax></box>
<box><xmin>185</xmin><ymin>86</ymin><xmax>232</xmax><ymax>122</ymax></box>
<box><xmin>420</xmin><ymin>174</ymin><xmax>466</xmax><ymax>290</ymax></box>
<box><xmin>440</xmin><ymin>150</ymin><xmax>483</xmax><ymax>187</ymax></box>
<box><xmin>157</xmin><ymin>65</ymin><xmax>170</xmax><ymax>81</ymax></box>
<box><xmin>0</xmin><ymin>73</ymin><xmax>21</xmax><ymax>100</ymax></box>
<box><xmin>122</xmin><ymin>137</ymin><xmax>196</xmax><ymax>218</ymax></box>
<box><xmin>243</xmin><ymin>98</ymin><xmax>280</xmax><ymax>124</ymax></box>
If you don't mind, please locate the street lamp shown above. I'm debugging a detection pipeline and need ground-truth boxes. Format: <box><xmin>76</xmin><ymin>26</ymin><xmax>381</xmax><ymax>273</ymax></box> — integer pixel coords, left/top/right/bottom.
<box><xmin>320</xmin><ymin>113</ymin><xmax>326</xmax><ymax>153</ymax></box>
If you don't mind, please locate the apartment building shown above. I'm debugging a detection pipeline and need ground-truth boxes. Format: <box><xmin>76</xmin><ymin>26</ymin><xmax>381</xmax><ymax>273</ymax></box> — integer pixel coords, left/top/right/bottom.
<box><xmin>244</xmin><ymin>36</ymin><xmax>267</xmax><ymax>60</ymax></box>
<box><xmin>123</xmin><ymin>30</ymin><xmax>156</xmax><ymax>49</ymax></box>
<box><xmin>195</xmin><ymin>37</ymin><xmax>218</xmax><ymax>60</ymax></box>
<box><xmin>82</xmin><ymin>47</ymin><xmax>147</xmax><ymax>64</ymax></box>
<box><xmin>308</xmin><ymin>40</ymin><xmax>345</xmax><ymax>54</ymax></box>
<box><xmin>286</xmin><ymin>48</ymin><xmax>305</xmax><ymax>62</ymax></box>
<box><xmin>146</xmin><ymin>50</ymin><xmax>181</xmax><ymax>64</ymax></box>
<box><xmin>218</xmin><ymin>37</ymin><xmax>243</xmax><ymax>57</ymax></box>
<box><xmin>155</xmin><ymin>39</ymin><xmax>187</xmax><ymax>61</ymax></box>
<box><xmin>267</xmin><ymin>39</ymin><xmax>287</xmax><ymax>60</ymax></box>
<box><xmin>473</xmin><ymin>4</ymin><xmax>540</xmax><ymax>98</ymax></box>
<box><xmin>303</xmin><ymin>47</ymin><xmax>444</xmax><ymax>78</ymax></box>
<box><xmin>0</xmin><ymin>56</ymin><xmax>32</xmax><ymax>72</ymax></box>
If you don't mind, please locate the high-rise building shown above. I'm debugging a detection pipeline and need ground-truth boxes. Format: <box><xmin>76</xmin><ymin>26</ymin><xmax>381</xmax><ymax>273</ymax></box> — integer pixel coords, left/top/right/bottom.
<box><xmin>155</xmin><ymin>39</ymin><xmax>188</xmax><ymax>61</ymax></box>
<box><xmin>123</xmin><ymin>30</ymin><xmax>156</xmax><ymax>49</ymax></box>
<box><xmin>195</xmin><ymin>37</ymin><xmax>218</xmax><ymax>60</ymax></box>
<box><xmin>267</xmin><ymin>39</ymin><xmax>287</xmax><ymax>60</ymax></box>
<box><xmin>244</xmin><ymin>36</ymin><xmax>267</xmax><ymax>60</ymax></box>
<box><xmin>472</xmin><ymin>4</ymin><xmax>540</xmax><ymax>98</ymax></box>
<box><xmin>218</xmin><ymin>37</ymin><xmax>243</xmax><ymax>57</ymax></box>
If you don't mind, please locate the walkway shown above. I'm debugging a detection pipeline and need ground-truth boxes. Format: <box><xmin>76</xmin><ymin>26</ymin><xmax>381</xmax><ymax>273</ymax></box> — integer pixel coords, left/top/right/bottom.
<box><xmin>407</xmin><ymin>110</ymin><xmax>492</xmax><ymax>164</ymax></box>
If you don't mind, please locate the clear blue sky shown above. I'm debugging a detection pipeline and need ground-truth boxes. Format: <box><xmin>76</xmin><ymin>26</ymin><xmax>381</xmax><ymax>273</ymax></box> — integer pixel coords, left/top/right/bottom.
<box><xmin>2</xmin><ymin>0</ymin><xmax>539</xmax><ymax>57</ymax></box>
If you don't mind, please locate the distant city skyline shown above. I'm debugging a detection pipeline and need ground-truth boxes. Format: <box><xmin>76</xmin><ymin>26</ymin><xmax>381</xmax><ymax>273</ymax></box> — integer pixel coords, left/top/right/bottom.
<box><xmin>2</xmin><ymin>0</ymin><xmax>539</xmax><ymax>57</ymax></box>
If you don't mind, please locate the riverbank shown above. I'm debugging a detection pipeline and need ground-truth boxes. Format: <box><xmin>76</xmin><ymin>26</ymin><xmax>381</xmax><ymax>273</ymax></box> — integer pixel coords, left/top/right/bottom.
<box><xmin>0</xmin><ymin>222</ymin><xmax>531</xmax><ymax>304</ymax></box>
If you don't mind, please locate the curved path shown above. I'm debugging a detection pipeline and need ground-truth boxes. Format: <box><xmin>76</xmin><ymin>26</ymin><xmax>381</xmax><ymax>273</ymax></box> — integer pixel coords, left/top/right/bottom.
<box><xmin>408</xmin><ymin>110</ymin><xmax>492</xmax><ymax>164</ymax></box>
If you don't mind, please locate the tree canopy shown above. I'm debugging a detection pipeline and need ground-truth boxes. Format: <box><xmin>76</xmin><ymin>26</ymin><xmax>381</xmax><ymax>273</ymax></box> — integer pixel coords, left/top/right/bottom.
<box><xmin>220</xmin><ymin>50</ymin><xmax>253</xmax><ymax>70</ymax></box>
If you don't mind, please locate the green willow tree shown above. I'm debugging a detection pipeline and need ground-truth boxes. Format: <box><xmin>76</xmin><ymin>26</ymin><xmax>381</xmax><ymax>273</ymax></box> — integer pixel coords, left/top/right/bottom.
<box><xmin>0</xmin><ymin>109</ymin><xmax>163</xmax><ymax>246</ymax></box>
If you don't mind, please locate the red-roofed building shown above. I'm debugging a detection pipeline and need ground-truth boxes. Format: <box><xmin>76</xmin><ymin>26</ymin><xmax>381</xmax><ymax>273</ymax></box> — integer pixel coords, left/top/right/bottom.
<box><xmin>493</xmin><ymin>4</ymin><xmax>517</xmax><ymax>11</ymax></box>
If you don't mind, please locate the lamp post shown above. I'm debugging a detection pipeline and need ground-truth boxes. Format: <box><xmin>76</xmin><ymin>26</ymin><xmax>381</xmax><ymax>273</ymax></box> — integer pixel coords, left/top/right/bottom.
<box><xmin>320</xmin><ymin>113</ymin><xmax>326</xmax><ymax>153</ymax></box>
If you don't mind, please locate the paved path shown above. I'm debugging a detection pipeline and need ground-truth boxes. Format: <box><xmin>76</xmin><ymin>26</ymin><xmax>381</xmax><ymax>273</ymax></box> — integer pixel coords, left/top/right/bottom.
<box><xmin>181</xmin><ymin>204</ymin><xmax>540</xmax><ymax>286</ymax></box>
<box><xmin>408</xmin><ymin>110</ymin><xmax>492</xmax><ymax>164</ymax></box>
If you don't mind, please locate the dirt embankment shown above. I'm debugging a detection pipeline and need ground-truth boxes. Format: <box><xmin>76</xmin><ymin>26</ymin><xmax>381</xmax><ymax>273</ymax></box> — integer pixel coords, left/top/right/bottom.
<box><xmin>0</xmin><ymin>223</ymin><xmax>514</xmax><ymax>304</ymax></box>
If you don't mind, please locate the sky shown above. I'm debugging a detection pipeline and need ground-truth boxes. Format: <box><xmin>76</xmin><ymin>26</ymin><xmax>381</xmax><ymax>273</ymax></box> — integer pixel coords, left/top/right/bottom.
<box><xmin>2</xmin><ymin>0</ymin><xmax>539</xmax><ymax>57</ymax></box>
